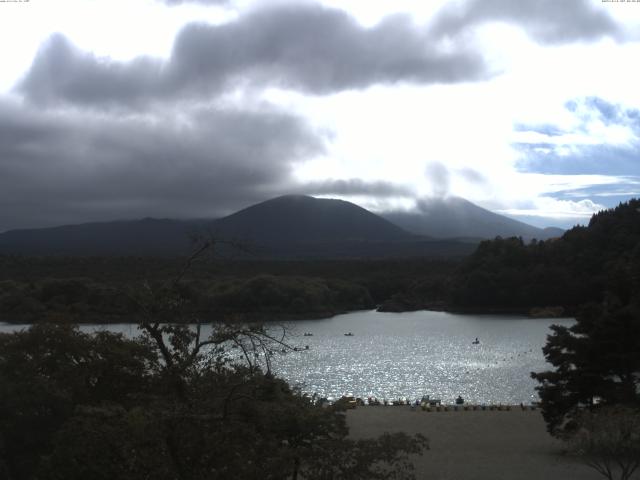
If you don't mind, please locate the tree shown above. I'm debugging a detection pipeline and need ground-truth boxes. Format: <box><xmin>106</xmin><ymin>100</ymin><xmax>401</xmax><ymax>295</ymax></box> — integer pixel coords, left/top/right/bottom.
<box><xmin>567</xmin><ymin>406</ymin><xmax>640</xmax><ymax>480</ymax></box>
<box><xmin>0</xmin><ymin>324</ymin><xmax>156</xmax><ymax>480</ymax></box>
<box><xmin>0</xmin><ymin>238</ymin><xmax>427</xmax><ymax>479</ymax></box>
<box><xmin>531</xmin><ymin>302</ymin><xmax>640</xmax><ymax>436</ymax></box>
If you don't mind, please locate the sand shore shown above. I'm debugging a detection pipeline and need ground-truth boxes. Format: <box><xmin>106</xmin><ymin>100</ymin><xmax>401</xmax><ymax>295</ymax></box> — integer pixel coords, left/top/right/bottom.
<box><xmin>346</xmin><ymin>406</ymin><xmax>608</xmax><ymax>480</ymax></box>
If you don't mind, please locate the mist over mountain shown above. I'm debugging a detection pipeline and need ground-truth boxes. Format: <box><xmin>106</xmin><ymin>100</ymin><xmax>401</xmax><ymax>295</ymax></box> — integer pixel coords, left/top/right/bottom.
<box><xmin>382</xmin><ymin>196</ymin><xmax>563</xmax><ymax>241</ymax></box>
<box><xmin>0</xmin><ymin>195</ymin><xmax>559</xmax><ymax>257</ymax></box>
<box><xmin>0</xmin><ymin>195</ymin><xmax>428</xmax><ymax>257</ymax></box>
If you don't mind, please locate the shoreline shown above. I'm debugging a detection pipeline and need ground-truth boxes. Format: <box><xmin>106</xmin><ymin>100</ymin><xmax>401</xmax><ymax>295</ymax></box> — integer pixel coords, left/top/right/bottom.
<box><xmin>346</xmin><ymin>406</ymin><xmax>602</xmax><ymax>480</ymax></box>
<box><xmin>0</xmin><ymin>305</ymin><xmax>575</xmax><ymax>325</ymax></box>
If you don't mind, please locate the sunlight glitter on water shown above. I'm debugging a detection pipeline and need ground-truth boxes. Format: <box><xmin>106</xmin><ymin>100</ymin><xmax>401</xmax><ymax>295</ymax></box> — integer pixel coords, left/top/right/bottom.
<box><xmin>269</xmin><ymin>310</ymin><xmax>573</xmax><ymax>404</ymax></box>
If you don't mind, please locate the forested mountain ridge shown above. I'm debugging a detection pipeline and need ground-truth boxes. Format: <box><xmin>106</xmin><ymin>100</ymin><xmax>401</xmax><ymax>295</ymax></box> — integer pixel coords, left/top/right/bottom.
<box><xmin>0</xmin><ymin>195</ymin><xmax>474</xmax><ymax>258</ymax></box>
<box><xmin>0</xmin><ymin>195</ymin><xmax>557</xmax><ymax>257</ymax></box>
<box><xmin>448</xmin><ymin>198</ymin><xmax>640</xmax><ymax>312</ymax></box>
<box><xmin>0</xmin><ymin>218</ymin><xmax>204</xmax><ymax>256</ymax></box>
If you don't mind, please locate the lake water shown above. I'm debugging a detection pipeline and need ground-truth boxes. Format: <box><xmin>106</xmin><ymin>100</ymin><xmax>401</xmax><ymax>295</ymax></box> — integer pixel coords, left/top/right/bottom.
<box><xmin>0</xmin><ymin>310</ymin><xmax>572</xmax><ymax>405</ymax></box>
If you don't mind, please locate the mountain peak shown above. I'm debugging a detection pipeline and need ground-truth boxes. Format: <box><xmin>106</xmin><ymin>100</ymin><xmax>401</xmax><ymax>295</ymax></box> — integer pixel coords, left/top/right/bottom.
<box><xmin>383</xmin><ymin>197</ymin><xmax>563</xmax><ymax>240</ymax></box>
<box><xmin>212</xmin><ymin>195</ymin><xmax>413</xmax><ymax>243</ymax></box>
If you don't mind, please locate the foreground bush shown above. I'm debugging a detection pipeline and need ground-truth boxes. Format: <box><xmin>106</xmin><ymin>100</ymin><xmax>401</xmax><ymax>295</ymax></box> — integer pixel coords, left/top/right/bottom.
<box><xmin>0</xmin><ymin>323</ymin><xmax>426</xmax><ymax>480</ymax></box>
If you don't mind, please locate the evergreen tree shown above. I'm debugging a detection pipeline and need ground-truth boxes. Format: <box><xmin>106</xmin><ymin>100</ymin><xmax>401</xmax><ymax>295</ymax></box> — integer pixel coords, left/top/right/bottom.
<box><xmin>532</xmin><ymin>302</ymin><xmax>640</xmax><ymax>436</ymax></box>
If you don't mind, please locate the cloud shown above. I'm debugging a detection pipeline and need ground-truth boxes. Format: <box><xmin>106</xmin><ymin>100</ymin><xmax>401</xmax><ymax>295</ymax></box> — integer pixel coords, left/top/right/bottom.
<box><xmin>515</xmin><ymin>97</ymin><xmax>640</xmax><ymax>177</ymax></box>
<box><xmin>0</xmin><ymin>98</ymin><xmax>324</xmax><ymax>231</ymax></box>
<box><xmin>168</xmin><ymin>6</ymin><xmax>487</xmax><ymax>94</ymax></box>
<box><xmin>18</xmin><ymin>4</ymin><xmax>489</xmax><ymax>107</ymax></box>
<box><xmin>162</xmin><ymin>0</ymin><xmax>228</xmax><ymax>4</ymax></box>
<box><xmin>497</xmin><ymin>197</ymin><xmax>606</xmax><ymax>219</ymax></box>
<box><xmin>542</xmin><ymin>179</ymin><xmax>640</xmax><ymax>212</ymax></box>
<box><xmin>430</xmin><ymin>0</ymin><xmax>622</xmax><ymax>44</ymax></box>
<box><xmin>581</xmin><ymin>97</ymin><xmax>640</xmax><ymax>129</ymax></box>
<box><xmin>457</xmin><ymin>167</ymin><xmax>487</xmax><ymax>185</ymax></box>
<box><xmin>19</xmin><ymin>34</ymin><xmax>164</xmax><ymax>108</ymax></box>
<box><xmin>517</xmin><ymin>143</ymin><xmax>639</xmax><ymax>176</ymax></box>
<box><xmin>298</xmin><ymin>178</ymin><xmax>414</xmax><ymax>197</ymax></box>
<box><xmin>425</xmin><ymin>162</ymin><xmax>450</xmax><ymax>197</ymax></box>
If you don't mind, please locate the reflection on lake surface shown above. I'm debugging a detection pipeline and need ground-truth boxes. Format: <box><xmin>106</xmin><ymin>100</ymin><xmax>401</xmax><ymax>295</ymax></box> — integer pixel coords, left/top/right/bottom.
<box><xmin>0</xmin><ymin>310</ymin><xmax>573</xmax><ymax>404</ymax></box>
<box><xmin>273</xmin><ymin>310</ymin><xmax>573</xmax><ymax>404</ymax></box>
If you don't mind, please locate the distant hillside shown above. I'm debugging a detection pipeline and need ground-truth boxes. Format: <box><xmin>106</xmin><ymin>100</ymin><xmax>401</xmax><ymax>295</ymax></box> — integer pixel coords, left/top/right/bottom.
<box><xmin>382</xmin><ymin>196</ymin><xmax>563</xmax><ymax>240</ymax></box>
<box><xmin>0</xmin><ymin>218</ymin><xmax>203</xmax><ymax>256</ymax></box>
<box><xmin>0</xmin><ymin>195</ymin><xmax>475</xmax><ymax>258</ymax></box>
<box><xmin>210</xmin><ymin>195</ymin><xmax>414</xmax><ymax>243</ymax></box>
<box><xmin>208</xmin><ymin>195</ymin><xmax>474</xmax><ymax>258</ymax></box>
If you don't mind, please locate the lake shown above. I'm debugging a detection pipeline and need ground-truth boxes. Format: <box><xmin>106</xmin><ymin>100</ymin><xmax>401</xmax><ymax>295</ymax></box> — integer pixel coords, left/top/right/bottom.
<box><xmin>0</xmin><ymin>310</ymin><xmax>572</xmax><ymax>405</ymax></box>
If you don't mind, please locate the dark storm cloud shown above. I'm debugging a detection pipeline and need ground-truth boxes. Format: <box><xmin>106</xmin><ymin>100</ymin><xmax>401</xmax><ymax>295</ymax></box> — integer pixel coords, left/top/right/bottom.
<box><xmin>0</xmin><ymin>99</ymin><xmax>324</xmax><ymax>231</ymax></box>
<box><xmin>20</xmin><ymin>34</ymin><xmax>164</xmax><ymax>108</ymax></box>
<box><xmin>18</xmin><ymin>3</ymin><xmax>489</xmax><ymax>107</ymax></box>
<box><xmin>299</xmin><ymin>179</ymin><xmax>414</xmax><ymax>197</ymax></box>
<box><xmin>430</xmin><ymin>0</ymin><xmax>622</xmax><ymax>44</ymax></box>
<box><xmin>167</xmin><ymin>5</ymin><xmax>487</xmax><ymax>95</ymax></box>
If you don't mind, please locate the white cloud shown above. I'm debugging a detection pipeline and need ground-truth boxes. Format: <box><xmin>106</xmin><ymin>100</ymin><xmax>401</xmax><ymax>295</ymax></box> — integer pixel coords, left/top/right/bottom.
<box><xmin>0</xmin><ymin>0</ymin><xmax>639</xmax><ymax>228</ymax></box>
<box><xmin>497</xmin><ymin>197</ymin><xmax>606</xmax><ymax>219</ymax></box>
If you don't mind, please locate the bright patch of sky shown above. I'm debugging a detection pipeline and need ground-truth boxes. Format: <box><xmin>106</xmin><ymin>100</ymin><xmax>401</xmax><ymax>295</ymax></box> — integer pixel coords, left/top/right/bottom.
<box><xmin>0</xmin><ymin>0</ymin><xmax>638</xmax><ymax>230</ymax></box>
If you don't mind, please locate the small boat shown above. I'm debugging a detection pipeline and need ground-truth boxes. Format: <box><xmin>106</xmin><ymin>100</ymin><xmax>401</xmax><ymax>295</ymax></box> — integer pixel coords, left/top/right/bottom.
<box><xmin>344</xmin><ymin>332</ymin><xmax>354</xmax><ymax>336</ymax></box>
<box><xmin>303</xmin><ymin>332</ymin><xmax>313</xmax><ymax>336</ymax></box>
<box><xmin>472</xmin><ymin>337</ymin><xmax>480</xmax><ymax>345</ymax></box>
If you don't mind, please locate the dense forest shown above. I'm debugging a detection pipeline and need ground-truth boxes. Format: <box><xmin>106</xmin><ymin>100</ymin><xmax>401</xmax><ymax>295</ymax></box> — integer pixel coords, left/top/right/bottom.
<box><xmin>0</xmin><ymin>256</ymin><xmax>456</xmax><ymax>323</ymax></box>
<box><xmin>1</xmin><ymin>199</ymin><xmax>638</xmax><ymax>322</ymax></box>
<box><xmin>448</xmin><ymin>199</ymin><xmax>640</xmax><ymax>314</ymax></box>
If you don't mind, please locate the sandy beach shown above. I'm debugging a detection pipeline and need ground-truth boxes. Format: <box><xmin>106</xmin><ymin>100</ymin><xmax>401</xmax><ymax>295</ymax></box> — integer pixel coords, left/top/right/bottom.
<box><xmin>347</xmin><ymin>406</ymin><xmax>608</xmax><ymax>480</ymax></box>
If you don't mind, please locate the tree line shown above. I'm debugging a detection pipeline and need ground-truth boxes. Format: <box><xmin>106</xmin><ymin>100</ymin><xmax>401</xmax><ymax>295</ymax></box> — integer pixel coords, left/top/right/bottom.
<box><xmin>0</xmin><ymin>257</ymin><xmax>457</xmax><ymax>323</ymax></box>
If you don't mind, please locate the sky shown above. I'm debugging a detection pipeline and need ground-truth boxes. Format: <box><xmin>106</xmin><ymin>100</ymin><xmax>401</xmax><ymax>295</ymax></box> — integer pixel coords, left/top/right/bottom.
<box><xmin>0</xmin><ymin>0</ymin><xmax>639</xmax><ymax>232</ymax></box>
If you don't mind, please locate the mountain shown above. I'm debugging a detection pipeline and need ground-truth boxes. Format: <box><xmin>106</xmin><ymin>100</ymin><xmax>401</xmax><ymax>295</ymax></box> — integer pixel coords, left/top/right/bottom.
<box><xmin>382</xmin><ymin>196</ymin><xmax>563</xmax><ymax>241</ymax></box>
<box><xmin>0</xmin><ymin>218</ymin><xmax>203</xmax><ymax>256</ymax></box>
<box><xmin>209</xmin><ymin>195</ymin><xmax>414</xmax><ymax>243</ymax></box>
<box><xmin>0</xmin><ymin>195</ymin><xmax>476</xmax><ymax>258</ymax></box>
<box><xmin>0</xmin><ymin>195</ymin><xmax>554</xmax><ymax>258</ymax></box>
<box><xmin>204</xmin><ymin>195</ymin><xmax>476</xmax><ymax>258</ymax></box>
